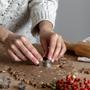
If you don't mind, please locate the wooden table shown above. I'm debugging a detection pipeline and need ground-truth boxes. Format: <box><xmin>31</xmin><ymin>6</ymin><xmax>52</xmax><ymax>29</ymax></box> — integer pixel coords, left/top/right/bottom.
<box><xmin>0</xmin><ymin>43</ymin><xmax>90</xmax><ymax>90</ymax></box>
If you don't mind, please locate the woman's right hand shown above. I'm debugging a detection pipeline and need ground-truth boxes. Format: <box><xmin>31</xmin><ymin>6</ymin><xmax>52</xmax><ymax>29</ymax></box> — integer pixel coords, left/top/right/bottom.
<box><xmin>4</xmin><ymin>33</ymin><xmax>43</xmax><ymax>65</ymax></box>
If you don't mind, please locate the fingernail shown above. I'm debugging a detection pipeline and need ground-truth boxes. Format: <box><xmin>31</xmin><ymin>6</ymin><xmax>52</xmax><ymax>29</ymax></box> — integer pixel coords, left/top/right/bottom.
<box><xmin>48</xmin><ymin>57</ymin><xmax>54</xmax><ymax>63</ymax></box>
<box><xmin>36</xmin><ymin>61</ymin><xmax>39</xmax><ymax>65</ymax></box>
<box><xmin>48</xmin><ymin>57</ymin><xmax>52</xmax><ymax>61</ymax></box>
<box><xmin>52</xmin><ymin>59</ymin><xmax>54</xmax><ymax>63</ymax></box>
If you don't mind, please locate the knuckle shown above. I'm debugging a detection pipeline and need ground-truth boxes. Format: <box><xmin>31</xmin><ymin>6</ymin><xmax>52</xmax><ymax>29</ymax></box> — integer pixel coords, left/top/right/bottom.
<box><xmin>54</xmin><ymin>33</ymin><xmax>58</xmax><ymax>38</ymax></box>
<box><xmin>36</xmin><ymin>53</ymin><xmax>40</xmax><ymax>58</ymax></box>
<box><xmin>59</xmin><ymin>35</ymin><xmax>63</xmax><ymax>40</ymax></box>
<box><xmin>53</xmin><ymin>33</ymin><xmax>57</xmax><ymax>37</ymax></box>
<box><xmin>15</xmin><ymin>39</ymin><xmax>20</xmax><ymax>44</ymax></box>
<box><xmin>24</xmin><ymin>50</ymin><xmax>29</xmax><ymax>54</ymax></box>
<box><xmin>10</xmin><ymin>44</ymin><xmax>15</xmax><ymax>49</ymax></box>
<box><xmin>51</xmin><ymin>33</ymin><xmax>57</xmax><ymax>39</ymax></box>
<box><xmin>20</xmin><ymin>36</ymin><xmax>26</xmax><ymax>41</ymax></box>
<box><xmin>30</xmin><ymin>47</ymin><xmax>35</xmax><ymax>51</ymax></box>
<box><xmin>24</xmin><ymin>50</ymin><xmax>31</xmax><ymax>57</ymax></box>
<box><xmin>50</xmin><ymin>33</ymin><xmax>59</xmax><ymax>43</ymax></box>
<box><xmin>18</xmin><ymin>54</ymin><xmax>25</xmax><ymax>60</ymax></box>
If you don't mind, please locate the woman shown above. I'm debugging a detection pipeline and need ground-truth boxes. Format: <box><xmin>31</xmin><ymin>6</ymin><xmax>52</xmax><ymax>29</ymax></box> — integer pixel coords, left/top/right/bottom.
<box><xmin>0</xmin><ymin>0</ymin><xmax>66</xmax><ymax>65</ymax></box>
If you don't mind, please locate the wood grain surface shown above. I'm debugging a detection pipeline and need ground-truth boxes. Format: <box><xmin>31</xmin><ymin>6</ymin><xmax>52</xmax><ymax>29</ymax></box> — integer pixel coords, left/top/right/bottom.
<box><xmin>0</xmin><ymin>43</ymin><xmax>90</xmax><ymax>90</ymax></box>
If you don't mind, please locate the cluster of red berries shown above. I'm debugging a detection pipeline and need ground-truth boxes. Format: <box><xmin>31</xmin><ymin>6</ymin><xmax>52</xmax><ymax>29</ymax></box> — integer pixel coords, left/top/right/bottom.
<box><xmin>56</xmin><ymin>75</ymin><xmax>90</xmax><ymax>90</ymax></box>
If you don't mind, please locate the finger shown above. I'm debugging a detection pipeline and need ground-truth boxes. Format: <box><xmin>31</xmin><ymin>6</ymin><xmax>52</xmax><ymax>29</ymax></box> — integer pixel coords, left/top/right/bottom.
<box><xmin>7</xmin><ymin>49</ymin><xmax>21</xmax><ymax>62</ymax></box>
<box><xmin>58</xmin><ymin>42</ymin><xmax>67</xmax><ymax>60</ymax></box>
<box><xmin>48</xmin><ymin>34</ymin><xmax>58</xmax><ymax>61</ymax></box>
<box><xmin>40</xmin><ymin>39</ymin><xmax>48</xmax><ymax>57</ymax></box>
<box><xmin>20</xmin><ymin>37</ymin><xmax>43</xmax><ymax>62</ymax></box>
<box><xmin>10</xmin><ymin>44</ymin><xmax>27</xmax><ymax>61</ymax></box>
<box><xmin>52</xmin><ymin>38</ymin><xmax>62</xmax><ymax>62</ymax></box>
<box><xmin>15</xmin><ymin>39</ymin><xmax>39</xmax><ymax>65</ymax></box>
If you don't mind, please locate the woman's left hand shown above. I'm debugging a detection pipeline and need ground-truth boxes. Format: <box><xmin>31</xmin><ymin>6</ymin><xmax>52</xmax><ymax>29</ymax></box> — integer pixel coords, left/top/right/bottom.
<box><xmin>40</xmin><ymin>29</ymin><xmax>66</xmax><ymax>62</ymax></box>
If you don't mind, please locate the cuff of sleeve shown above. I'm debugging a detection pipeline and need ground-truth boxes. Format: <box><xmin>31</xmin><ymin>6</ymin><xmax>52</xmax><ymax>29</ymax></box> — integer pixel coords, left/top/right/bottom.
<box><xmin>31</xmin><ymin>7</ymin><xmax>56</xmax><ymax>36</ymax></box>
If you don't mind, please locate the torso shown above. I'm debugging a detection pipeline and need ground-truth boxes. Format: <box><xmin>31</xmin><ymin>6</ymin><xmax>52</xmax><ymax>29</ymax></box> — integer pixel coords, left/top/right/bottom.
<box><xmin>0</xmin><ymin>0</ymin><xmax>37</xmax><ymax>43</ymax></box>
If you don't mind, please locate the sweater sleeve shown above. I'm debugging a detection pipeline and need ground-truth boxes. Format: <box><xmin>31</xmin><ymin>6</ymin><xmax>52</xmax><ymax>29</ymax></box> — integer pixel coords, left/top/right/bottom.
<box><xmin>28</xmin><ymin>0</ymin><xmax>58</xmax><ymax>35</ymax></box>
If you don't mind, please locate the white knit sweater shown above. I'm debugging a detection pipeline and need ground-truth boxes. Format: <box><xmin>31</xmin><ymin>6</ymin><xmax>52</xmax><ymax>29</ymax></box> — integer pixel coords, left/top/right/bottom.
<box><xmin>0</xmin><ymin>0</ymin><xmax>58</xmax><ymax>43</ymax></box>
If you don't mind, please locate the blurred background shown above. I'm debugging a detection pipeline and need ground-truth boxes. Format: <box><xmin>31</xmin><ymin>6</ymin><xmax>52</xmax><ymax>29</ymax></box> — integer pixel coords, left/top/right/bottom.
<box><xmin>55</xmin><ymin>0</ymin><xmax>90</xmax><ymax>42</ymax></box>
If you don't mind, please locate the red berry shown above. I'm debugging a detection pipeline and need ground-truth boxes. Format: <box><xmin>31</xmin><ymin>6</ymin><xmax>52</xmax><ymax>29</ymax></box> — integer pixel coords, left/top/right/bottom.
<box><xmin>56</xmin><ymin>74</ymin><xmax>90</xmax><ymax>90</ymax></box>
<box><xmin>84</xmin><ymin>88</ymin><xmax>89</xmax><ymax>90</ymax></box>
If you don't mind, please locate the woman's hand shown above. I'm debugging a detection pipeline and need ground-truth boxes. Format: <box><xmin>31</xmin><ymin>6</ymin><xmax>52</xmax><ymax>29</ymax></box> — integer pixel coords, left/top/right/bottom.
<box><xmin>4</xmin><ymin>33</ymin><xmax>43</xmax><ymax>65</ymax></box>
<box><xmin>39</xmin><ymin>21</ymin><xmax>66</xmax><ymax>62</ymax></box>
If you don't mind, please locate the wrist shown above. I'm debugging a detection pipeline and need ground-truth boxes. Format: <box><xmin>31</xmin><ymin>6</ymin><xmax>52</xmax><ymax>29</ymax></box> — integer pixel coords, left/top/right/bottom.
<box><xmin>39</xmin><ymin>20</ymin><xmax>53</xmax><ymax>33</ymax></box>
<box><xmin>0</xmin><ymin>26</ymin><xmax>13</xmax><ymax>43</ymax></box>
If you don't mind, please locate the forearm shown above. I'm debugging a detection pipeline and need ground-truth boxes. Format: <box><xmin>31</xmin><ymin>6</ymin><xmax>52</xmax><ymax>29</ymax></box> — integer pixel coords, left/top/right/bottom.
<box><xmin>0</xmin><ymin>26</ymin><xmax>13</xmax><ymax>43</ymax></box>
<box><xmin>29</xmin><ymin>0</ymin><xmax>58</xmax><ymax>35</ymax></box>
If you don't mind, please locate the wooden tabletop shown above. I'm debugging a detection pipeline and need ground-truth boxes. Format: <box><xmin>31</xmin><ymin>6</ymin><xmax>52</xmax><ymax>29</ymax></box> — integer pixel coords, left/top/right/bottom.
<box><xmin>0</xmin><ymin>43</ymin><xmax>90</xmax><ymax>90</ymax></box>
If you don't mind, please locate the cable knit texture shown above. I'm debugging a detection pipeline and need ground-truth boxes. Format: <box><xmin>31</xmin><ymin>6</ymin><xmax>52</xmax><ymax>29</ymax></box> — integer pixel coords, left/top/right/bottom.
<box><xmin>0</xmin><ymin>0</ymin><xmax>58</xmax><ymax>42</ymax></box>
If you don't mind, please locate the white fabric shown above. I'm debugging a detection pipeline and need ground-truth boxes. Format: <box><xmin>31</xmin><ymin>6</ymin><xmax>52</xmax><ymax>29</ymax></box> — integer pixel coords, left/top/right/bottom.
<box><xmin>0</xmin><ymin>0</ymin><xmax>58</xmax><ymax>43</ymax></box>
<box><xmin>82</xmin><ymin>37</ymin><xmax>90</xmax><ymax>43</ymax></box>
<box><xmin>78</xmin><ymin>57</ymin><xmax>90</xmax><ymax>63</ymax></box>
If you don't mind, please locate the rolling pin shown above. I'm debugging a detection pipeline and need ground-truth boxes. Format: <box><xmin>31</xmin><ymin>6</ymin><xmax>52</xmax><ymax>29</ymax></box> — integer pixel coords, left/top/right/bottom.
<box><xmin>65</xmin><ymin>41</ymin><xmax>90</xmax><ymax>58</ymax></box>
